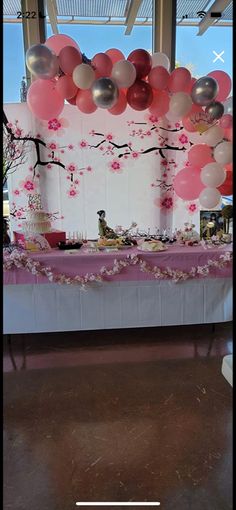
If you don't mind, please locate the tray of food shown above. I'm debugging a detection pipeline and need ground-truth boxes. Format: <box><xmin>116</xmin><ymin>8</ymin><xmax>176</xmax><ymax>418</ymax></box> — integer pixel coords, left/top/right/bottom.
<box><xmin>57</xmin><ymin>241</ymin><xmax>83</xmax><ymax>250</ymax></box>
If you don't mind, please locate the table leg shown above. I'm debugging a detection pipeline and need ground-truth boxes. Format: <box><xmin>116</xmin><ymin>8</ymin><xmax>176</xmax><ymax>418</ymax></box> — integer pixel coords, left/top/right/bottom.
<box><xmin>7</xmin><ymin>334</ymin><xmax>17</xmax><ymax>371</ymax></box>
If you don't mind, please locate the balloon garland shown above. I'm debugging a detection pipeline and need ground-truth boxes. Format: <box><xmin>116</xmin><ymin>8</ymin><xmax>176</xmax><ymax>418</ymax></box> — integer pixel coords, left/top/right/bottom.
<box><xmin>25</xmin><ymin>34</ymin><xmax>233</xmax><ymax>210</ymax></box>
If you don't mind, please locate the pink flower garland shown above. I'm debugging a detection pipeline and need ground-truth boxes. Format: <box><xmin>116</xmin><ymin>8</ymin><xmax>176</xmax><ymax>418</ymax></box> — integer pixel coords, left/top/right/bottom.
<box><xmin>3</xmin><ymin>249</ymin><xmax>232</xmax><ymax>288</ymax></box>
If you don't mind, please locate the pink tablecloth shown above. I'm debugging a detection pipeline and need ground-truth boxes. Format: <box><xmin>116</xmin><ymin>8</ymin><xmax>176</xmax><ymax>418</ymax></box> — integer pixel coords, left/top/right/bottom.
<box><xmin>3</xmin><ymin>244</ymin><xmax>232</xmax><ymax>285</ymax></box>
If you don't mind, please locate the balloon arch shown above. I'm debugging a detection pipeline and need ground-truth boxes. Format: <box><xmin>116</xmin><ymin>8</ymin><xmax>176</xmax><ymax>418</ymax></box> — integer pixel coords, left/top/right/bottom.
<box><xmin>26</xmin><ymin>34</ymin><xmax>233</xmax><ymax>208</ymax></box>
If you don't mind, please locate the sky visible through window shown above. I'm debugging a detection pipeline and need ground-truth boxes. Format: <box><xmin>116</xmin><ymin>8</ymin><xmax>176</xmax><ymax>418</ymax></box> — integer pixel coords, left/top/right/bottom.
<box><xmin>3</xmin><ymin>21</ymin><xmax>232</xmax><ymax>103</ymax></box>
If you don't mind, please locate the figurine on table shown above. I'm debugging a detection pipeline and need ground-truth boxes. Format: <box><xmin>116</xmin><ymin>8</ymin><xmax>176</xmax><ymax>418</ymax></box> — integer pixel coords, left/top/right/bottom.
<box><xmin>97</xmin><ymin>210</ymin><xmax>118</xmax><ymax>239</ymax></box>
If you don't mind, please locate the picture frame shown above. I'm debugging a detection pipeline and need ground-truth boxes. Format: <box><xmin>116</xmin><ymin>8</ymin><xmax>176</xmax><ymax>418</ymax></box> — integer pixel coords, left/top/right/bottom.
<box><xmin>200</xmin><ymin>210</ymin><xmax>224</xmax><ymax>240</ymax></box>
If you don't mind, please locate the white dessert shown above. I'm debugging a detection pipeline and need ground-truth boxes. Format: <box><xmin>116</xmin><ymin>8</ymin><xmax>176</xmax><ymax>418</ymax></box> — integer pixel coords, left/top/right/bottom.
<box><xmin>139</xmin><ymin>240</ymin><xmax>165</xmax><ymax>252</ymax></box>
<box><xmin>23</xmin><ymin>210</ymin><xmax>51</xmax><ymax>234</ymax></box>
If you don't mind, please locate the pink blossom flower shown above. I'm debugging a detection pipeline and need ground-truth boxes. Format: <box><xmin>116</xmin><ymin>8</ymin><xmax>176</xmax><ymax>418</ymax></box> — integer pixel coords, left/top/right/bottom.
<box><xmin>68</xmin><ymin>144</ymin><xmax>74</xmax><ymax>150</ymax></box>
<box><xmin>19</xmin><ymin>175</ymin><xmax>38</xmax><ymax>195</ymax></box>
<box><xmin>86</xmin><ymin>166</ymin><xmax>92</xmax><ymax>172</ymax></box>
<box><xmin>79</xmin><ymin>140</ymin><xmax>87</xmax><ymax>148</ymax></box>
<box><xmin>61</xmin><ymin>150</ymin><xmax>65</xmax><ymax>154</ymax></box>
<box><xmin>132</xmin><ymin>152</ymin><xmax>139</xmax><ymax>159</ymax></box>
<box><xmin>163</xmin><ymin>173</ymin><xmax>167</xmax><ymax>178</ymax></box>
<box><xmin>148</xmin><ymin>114</ymin><xmax>158</xmax><ymax>123</ymax></box>
<box><xmin>106</xmin><ymin>134</ymin><xmax>113</xmax><ymax>141</ymax></box>
<box><xmin>146</xmin><ymin>131</ymin><xmax>152</xmax><ymax>136</ymax></box>
<box><xmin>47</xmin><ymin>164</ymin><xmax>52</xmax><ymax>169</ymax></box>
<box><xmin>179</xmin><ymin>134</ymin><xmax>189</xmax><ymax>144</ymax></box>
<box><xmin>28</xmin><ymin>166</ymin><xmax>33</xmax><ymax>172</ymax></box>
<box><xmin>154</xmin><ymin>193</ymin><xmax>177</xmax><ymax>211</ymax></box>
<box><xmin>13</xmin><ymin>189</ymin><xmax>20</xmax><ymax>196</ymax></box>
<box><xmin>47</xmin><ymin>141</ymin><xmax>58</xmax><ymax>150</ymax></box>
<box><xmin>186</xmin><ymin>202</ymin><xmax>198</xmax><ymax>214</ymax></box>
<box><xmin>16</xmin><ymin>210</ymin><xmax>23</xmax><ymax>217</ymax></box>
<box><xmin>48</xmin><ymin>118</ymin><xmax>62</xmax><ymax>131</ymax></box>
<box><xmin>61</xmin><ymin>215</ymin><xmax>64</xmax><ymax>220</ymax></box>
<box><xmin>109</xmin><ymin>159</ymin><xmax>123</xmax><ymax>174</ymax></box>
<box><xmin>36</xmin><ymin>133</ymin><xmax>41</xmax><ymax>138</ymax></box>
<box><xmin>175</xmin><ymin>122</ymin><xmax>181</xmax><ymax>128</ymax></box>
<box><xmin>66</xmin><ymin>163</ymin><xmax>77</xmax><ymax>173</ymax></box>
<box><xmin>66</xmin><ymin>176</ymin><xmax>70</xmax><ymax>180</ymax></box>
<box><xmin>7</xmin><ymin>122</ymin><xmax>13</xmax><ymax>129</ymax></box>
<box><xmin>161</xmin><ymin>160</ymin><xmax>168</xmax><ymax>166</ymax></box>
<box><xmin>79</xmin><ymin>171</ymin><xmax>84</xmax><ymax>176</ymax></box>
<box><xmin>74</xmin><ymin>179</ymin><xmax>80</xmax><ymax>185</ymax></box>
<box><xmin>67</xmin><ymin>186</ymin><xmax>79</xmax><ymax>198</ymax></box>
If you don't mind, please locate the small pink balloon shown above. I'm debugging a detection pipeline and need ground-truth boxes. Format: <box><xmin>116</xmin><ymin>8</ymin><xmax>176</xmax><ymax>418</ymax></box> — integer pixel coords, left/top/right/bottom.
<box><xmin>27</xmin><ymin>79</ymin><xmax>64</xmax><ymax>120</ymax></box>
<box><xmin>108</xmin><ymin>90</ymin><xmax>127</xmax><ymax>115</ymax></box>
<box><xmin>105</xmin><ymin>48</ymin><xmax>125</xmax><ymax>65</ymax></box>
<box><xmin>76</xmin><ymin>89</ymin><xmax>97</xmax><ymax>114</ymax></box>
<box><xmin>148</xmin><ymin>66</ymin><xmax>169</xmax><ymax>90</ymax></box>
<box><xmin>219</xmin><ymin>114</ymin><xmax>233</xmax><ymax>129</ymax></box>
<box><xmin>182</xmin><ymin>116</ymin><xmax>196</xmax><ymax>132</ymax></box>
<box><xmin>45</xmin><ymin>34</ymin><xmax>79</xmax><ymax>56</ymax></box>
<box><xmin>149</xmin><ymin>89</ymin><xmax>169</xmax><ymax>116</ymax></box>
<box><xmin>55</xmin><ymin>75</ymin><xmax>78</xmax><ymax>99</ymax></box>
<box><xmin>207</xmin><ymin>71</ymin><xmax>231</xmax><ymax>102</ymax></box>
<box><xmin>168</xmin><ymin>67</ymin><xmax>191</xmax><ymax>93</ymax></box>
<box><xmin>173</xmin><ymin>166</ymin><xmax>205</xmax><ymax>200</ymax></box>
<box><xmin>92</xmin><ymin>53</ymin><xmax>113</xmax><ymax>78</ymax></box>
<box><xmin>188</xmin><ymin>144</ymin><xmax>213</xmax><ymax>168</ymax></box>
<box><xmin>59</xmin><ymin>46</ymin><xmax>82</xmax><ymax>75</ymax></box>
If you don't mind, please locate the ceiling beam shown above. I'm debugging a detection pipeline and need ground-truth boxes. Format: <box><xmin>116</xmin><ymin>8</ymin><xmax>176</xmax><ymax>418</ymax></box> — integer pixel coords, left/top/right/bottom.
<box><xmin>153</xmin><ymin>0</ymin><xmax>177</xmax><ymax>71</ymax></box>
<box><xmin>125</xmin><ymin>0</ymin><xmax>143</xmax><ymax>35</ymax></box>
<box><xmin>46</xmin><ymin>0</ymin><xmax>59</xmax><ymax>34</ymax></box>
<box><xmin>197</xmin><ymin>0</ymin><xmax>231</xmax><ymax>35</ymax></box>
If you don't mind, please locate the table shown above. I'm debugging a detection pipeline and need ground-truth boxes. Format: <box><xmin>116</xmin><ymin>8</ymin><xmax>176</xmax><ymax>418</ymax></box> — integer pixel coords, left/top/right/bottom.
<box><xmin>4</xmin><ymin>244</ymin><xmax>232</xmax><ymax>334</ymax></box>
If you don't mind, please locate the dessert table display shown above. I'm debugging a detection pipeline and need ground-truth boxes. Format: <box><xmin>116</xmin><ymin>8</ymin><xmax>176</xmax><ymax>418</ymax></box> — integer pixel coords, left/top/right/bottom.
<box><xmin>4</xmin><ymin>242</ymin><xmax>232</xmax><ymax>334</ymax></box>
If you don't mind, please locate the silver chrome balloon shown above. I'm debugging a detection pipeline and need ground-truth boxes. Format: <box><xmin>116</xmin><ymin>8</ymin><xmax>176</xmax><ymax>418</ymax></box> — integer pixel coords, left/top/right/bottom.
<box><xmin>26</xmin><ymin>44</ymin><xmax>59</xmax><ymax>79</ymax></box>
<box><xmin>205</xmin><ymin>101</ymin><xmax>224</xmax><ymax>121</ymax></box>
<box><xmin>191</xmin><ymin>76</ymin><xmax>219</xmax><ymax>106</ymax></box>
<box><xmin>91</xmin><ymin>78</ymin><xmax>118</xmax><ymax>109</ymax></box>
<box><xmin>223</xmin><ymin>96</ymin><xmax>233</xmax><ymax>115</ymax></box>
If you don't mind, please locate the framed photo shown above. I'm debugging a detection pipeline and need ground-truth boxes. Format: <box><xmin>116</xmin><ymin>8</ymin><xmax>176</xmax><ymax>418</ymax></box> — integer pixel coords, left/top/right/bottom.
<box><xmin>200</xmin><ymin>210</ymin><xmax>224</xmax><ymax>239</ymax></box>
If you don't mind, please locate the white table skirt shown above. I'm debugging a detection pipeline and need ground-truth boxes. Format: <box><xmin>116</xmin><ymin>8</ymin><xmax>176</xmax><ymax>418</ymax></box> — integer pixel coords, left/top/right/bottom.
<box><xmin>4</xmin><ymin>277</ymin><xmax>232</xmax><ymax>334</ymax></box>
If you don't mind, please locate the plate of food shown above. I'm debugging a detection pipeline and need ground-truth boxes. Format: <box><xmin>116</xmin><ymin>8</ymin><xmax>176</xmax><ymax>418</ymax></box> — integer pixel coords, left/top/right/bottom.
<box><xmin>96</xmin><ymin>237</ymin><xmax>134</xmax><ymax>250</ymax></box>
<box><xmin>137</xmin><ymin>240</ymin><xmax>168</xmax><ymax>252</ymax></box>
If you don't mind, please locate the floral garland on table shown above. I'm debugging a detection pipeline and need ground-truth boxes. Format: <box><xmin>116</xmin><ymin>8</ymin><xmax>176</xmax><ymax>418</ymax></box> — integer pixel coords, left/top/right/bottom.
<box><xmin>3</xmin><ymin>248</ymin><xmax>232</xmax><ymax>288</ymax></box>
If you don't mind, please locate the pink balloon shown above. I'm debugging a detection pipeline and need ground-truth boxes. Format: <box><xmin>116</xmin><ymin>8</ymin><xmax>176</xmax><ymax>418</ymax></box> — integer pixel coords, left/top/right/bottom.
<box><xmin>208</xmin><ymin>71</ymin><xmax>232</xmax><ymax>102</ymax></box>
<box><xmin>168</xmin><ymin>67</ymin><xmax>191</xmax><ymax>93</ymax></box>
<box><xmin>185</xmin><ymin>77</ymin><xmax>197</xmax><ymax>94</ymax></box>
<box><xmin>92</xmin><ymin>53</ymin><xmax>113</xmax><ymax>77</ymax></box>
<box><xmin>148</xmin><ymin>66</ymin><xmax>169</xmax><ymax>90</ymax></box>
<box><xmin>105</xmin><ymin>48</ymin><xmax>125</xmax><ymax>65</ymax></box>
<box><xmin>149</xmin><ymin>89</ymin><xmax>169</xmax><ymax>116</ymax></box>
<box><xmin>27</xmin><ymin>79</ymin><xmax>64</xmax><ymax>120</ymax></box>
<box><xmin>55</xmin><ymin>75</ymin><xmax>78</xmax><ymax>99</ymax></box>
<box><xmin>219</xmin><ymin>114</ymin><xmax>233</xmax><ymax>129</ymax></box>
<box><xmin>173</xmin><ymin>166</ymin><xmax>205</xmax><ymax>200</ymax></box>
<box><xmin>188</xmin><ymin>144</ymin><xmax>213</xmax><ymax>168</ymax></box>
<box><xmin>108</xmin><ymin>90</ymin><xmax>127</xmax><ymax>115</ymax></box>
<box><xmin>182</xmin><ymin>116</ymin><xmax>196</xmax><ymax>132</ymax></box>
<box><xmin>76</xmin><ymin>89</ymin><xmax>97</xmax><ymax>114</ymax></box>
<box><xmin>45</xmin><ymin>35</ymin><xmax>79</xmax><ymax>56</ymax></box>
<box><xmin>224</xmin><ymin>127</ymin><xmax>233</xmax><ymax>141</ymax></box>
<box><xmin>59</xmin><ymin>46</ymin><xmax>82</xmax><ymax>75</ymax></box>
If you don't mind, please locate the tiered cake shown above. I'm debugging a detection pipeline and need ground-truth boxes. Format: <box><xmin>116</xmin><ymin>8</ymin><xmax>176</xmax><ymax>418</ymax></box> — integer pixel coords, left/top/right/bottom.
<box><xmin>23</xmin><ymin>194</ymin><xmax>51</xmax><ymax>234</ymax></box>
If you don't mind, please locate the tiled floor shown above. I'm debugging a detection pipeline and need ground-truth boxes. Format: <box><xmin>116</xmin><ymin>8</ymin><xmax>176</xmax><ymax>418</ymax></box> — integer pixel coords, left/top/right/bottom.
<box><xmin>3</xmin><ymin>323</ymin><xmax>232</xmax><ymax>510</ymax></box>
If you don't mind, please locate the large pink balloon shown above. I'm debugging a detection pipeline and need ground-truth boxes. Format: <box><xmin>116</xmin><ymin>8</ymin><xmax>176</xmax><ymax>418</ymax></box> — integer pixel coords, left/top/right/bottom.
<box><xmin>207</xmin><ymin>71</ymin><xmax>231</xmax><ymax>102</ymax></box>
<box><xmin>105</xmin><ymin>48</ymin><xmax>125</xmax><ymax>65</ymax></box>
<box><xmin>173</xmin><ymin>166</ymin><xmax>205</xmax><ymax>200</ymax></box>
<box><xmin>188</xmin><ymin>144</ymin><xmax>213</xmax><ymax>168</ymax></box>
<box><xmin>148</xmin><ymin>66</ymin><xmax>169</xmax><ymax>90</ymax></box>
<box><xmin>219</xmin><ymin>114</ymin><xmax>233</xmax><ymax>129</ymax></box>
<box><xmin>108</xmin><ymin>90</ymin><xmax>127</xmax><ymax>115</ymax></box>
<box><xmin>76</xmin><ymin>89</ymin><xmax>97</xmax><ymax>114</ymax></box>
<box><xmin>45</xmin><ymin>35</ymin><xmax>79</xmax><ymax>56</ymax></box>
<box><xmin>149</xmin><ymin>89</ymin><xmax>169</xmax><ymax>116</ymax></box>
<box><xmin>168</xmin><ymin>67</ymin><xmax>191</xmax><ymax>93</ymax></box>
<box><xmin>27</xmin><ymin>79</ymin><xmax>64</xmax><ymax>120</ymax></box>
<box><xmin>55</xmin><ymin>75</ymin><xmax>78</xmax><ymax>99</ymax></box>
<box><xmin>92</xmin><ymin>53</ymin><xmax>113</xmax><ymax>78</ymax></box>
<box><xmin>58</xmin><ymin>46</ymin><xmax>82</xmax><ymax>75</ymax></box>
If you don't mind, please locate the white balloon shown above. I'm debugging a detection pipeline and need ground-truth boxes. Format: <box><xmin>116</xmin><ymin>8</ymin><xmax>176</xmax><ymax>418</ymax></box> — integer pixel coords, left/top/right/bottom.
<box><xmin>201</xmin><ymin>125</ymin><xmax>224</xmax><ymax>146</ymax></box>
<box><xmin>169</xmin><ymin>92</ymin><xmax>192</xmax><ymax>117</ymax></box>
<box><xmin>186</xmin><ymin>130</ymin><xmax>204</xmax><ymax>144</ymax></box>
<box><xmin>72</xmin><ymin>63</ymin><xmax>95</xmax><ymax>90</ymax></box>
<box><xmin>200</xmin><ymin>162</ymin><xmax>226</xmax><ymax>188</ymax></box>
<box><xmin>223</xmin><ymin>96</ymin><xmax>233</xmax><ymax>115</ymax></box>
<box><xmin>165</xmin><ymin>110</ymin><xmax>181</xmax><ymax>122</ymax></box>
<box><xmin>111</xmin><ymin>60</ymin><xmax>136</xmax><ymax>88</ymax></box>
<box><xmin>213</xmin><ymin>141</ymin><xmax>232</xmax><ymax>165</ymax></box>
<box><xmin>152</xmin><ymin>52</ymin><xmax>170</xmax><ymax>71</ymax></box>
<box><xmin>199</xmin><ymin>187</ymin><xmax>221</xmax><ymax>209</ymax></box>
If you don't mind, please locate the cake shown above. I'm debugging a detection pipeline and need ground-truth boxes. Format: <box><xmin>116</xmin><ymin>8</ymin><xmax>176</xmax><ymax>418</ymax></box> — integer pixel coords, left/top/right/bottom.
<box><xmin>23</xmin><ymin>194</ymin><xmax>51</xmax><ymax>234</ymax></box>
<box><xmin>139</xmin><ymin>240</ymin><xmax>165</xmax><ymax>251</ymax></box>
